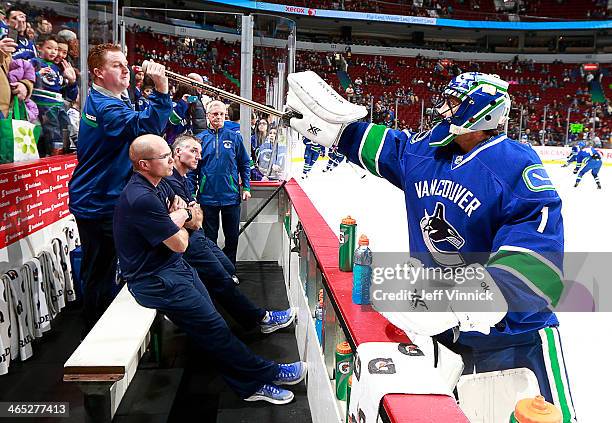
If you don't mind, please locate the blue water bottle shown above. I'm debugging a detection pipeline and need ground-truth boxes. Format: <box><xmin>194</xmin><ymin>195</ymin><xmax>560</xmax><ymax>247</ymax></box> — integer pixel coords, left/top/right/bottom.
<box><xmin>315</xmin><ymin>301</ymin><xmax>324</xmax><ymax>345</ymax></box>
<box><xmin>315</xmin><ymin>289</ymin><xmax>324</xmax><ymax>345</ymax></box>
<box><xmin>352</xmin><ymin>235</ymin><xmax>372</xmax><ymax>305</ymax></box>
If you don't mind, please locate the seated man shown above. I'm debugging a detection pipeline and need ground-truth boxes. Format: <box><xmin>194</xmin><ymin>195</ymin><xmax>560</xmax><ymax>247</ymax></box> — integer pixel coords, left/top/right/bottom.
<box><xmin>162</xmin><ymin>134</ymin><xmax>295</xmax><ymax>333</ymax></box>
<box><xmin>113</xmin><ymin>134</ymin><xmax>306</xmax><ymax>404</ymax></box>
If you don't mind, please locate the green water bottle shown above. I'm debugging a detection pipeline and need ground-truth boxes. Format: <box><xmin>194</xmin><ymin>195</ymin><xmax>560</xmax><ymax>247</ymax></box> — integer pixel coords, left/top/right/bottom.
<box><xmin>339</xmin><ymin>216</ymin><xmax>357</xmax><ymax>272</ymax></box>
<box><xmin>335</xmin><ymin>341</ymin><xmax>353</xmax><ymax>400</ymax></box>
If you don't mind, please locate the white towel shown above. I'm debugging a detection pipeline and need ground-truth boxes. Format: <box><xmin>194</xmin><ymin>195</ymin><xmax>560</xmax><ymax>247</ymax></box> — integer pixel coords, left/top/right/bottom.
<box><xmin>5</xmin><ymin>269</ymin><xmax>34</xmax><ymax>361</ymax></box>
<box><xmin>22</xmin><ymin>258</ymin><xmax>51</xmax><ymax>338</ymax></box>
<box><xmin>348</xmin><ymin>336</ymin><xmax>464</xmax><ymax>423</ymax></box>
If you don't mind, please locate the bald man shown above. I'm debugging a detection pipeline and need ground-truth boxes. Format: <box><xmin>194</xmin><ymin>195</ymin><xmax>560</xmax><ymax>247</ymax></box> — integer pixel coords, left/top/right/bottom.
<box><xmin>187</xmin><ymin>72</ymin><xmax>210</xmax><ymax>135</ymax></box>
<box><xmin>113</xmin><ymin>135</ymin><xmax>306</xmax><ymax>404</ymax></box>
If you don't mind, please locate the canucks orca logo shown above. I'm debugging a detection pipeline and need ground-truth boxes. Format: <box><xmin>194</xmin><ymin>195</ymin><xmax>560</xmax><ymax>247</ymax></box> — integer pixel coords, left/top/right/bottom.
<box><xmin>223</xmin><ymin>140</ymin><xmax>233</xmax><ymax>149</ymax></box>
<box><xmin>367</xmin><ymin>358</ymin><xmax>396</xmax><ymax>375</ymax></box>
<box><xmin>420</xmin><ymin>202</ymin><xmax>465</xmax><ymax>267</ymax></box>
<box><xmin>41</xmin><ymin>68</ymin><xmax>62</xmax><ymax>87</ymax></box>
<box><xmin>522</xmin><ymin>164</ymin><xmax>556</xmax><ymax>192</ymax></box>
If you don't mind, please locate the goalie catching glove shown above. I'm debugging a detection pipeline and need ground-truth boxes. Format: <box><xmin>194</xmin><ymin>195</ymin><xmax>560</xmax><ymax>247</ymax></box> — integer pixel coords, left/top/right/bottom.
<box><xmin>376</xmin><ymin>259</ymin><xmax>508</xmax><ymax>338</ymax></box>
<box><xmin>286</xmin><ymin>71</ymin><xmax>368</xmax><ymax>148</ymax></box>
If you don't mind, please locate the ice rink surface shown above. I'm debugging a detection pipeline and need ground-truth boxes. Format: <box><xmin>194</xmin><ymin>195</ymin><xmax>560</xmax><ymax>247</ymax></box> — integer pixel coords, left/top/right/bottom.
<box><xmin>295</xmin><ymin>156</ymin><xmax>610</xmax><ymax>422</ymax></box>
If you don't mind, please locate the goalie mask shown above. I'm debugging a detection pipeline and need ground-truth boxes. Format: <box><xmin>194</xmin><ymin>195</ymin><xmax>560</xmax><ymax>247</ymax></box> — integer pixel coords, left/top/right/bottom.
<box><xmin>428</xmin><ymin>72</ymin><xmax>511</xmax><ymax>147</ymax></box>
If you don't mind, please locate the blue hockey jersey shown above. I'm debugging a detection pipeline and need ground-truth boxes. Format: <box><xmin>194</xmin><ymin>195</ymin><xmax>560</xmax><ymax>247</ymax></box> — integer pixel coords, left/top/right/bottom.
<box><xmin>12</xmin><ymin>35</ymin><xmax>36</xmax><ymax>60</ymax></box>
<box><xmin>338</xmin><ymin>123</ymin><xmax>563</xmax><ymax>337</ymax></box>
<box><xmin>166</xmin><ymin>99</ymin><xmax>189</xmax><ymax>144</ymax></box>
<box><xmin>69</xmin><ymin>86</ymin><xmax>172</xmax><ymax>219</ymax></box>
<box><xmin>30</xmin><ymin>58</ymin><xmax>78</xmax><ymax>107</ymax></box>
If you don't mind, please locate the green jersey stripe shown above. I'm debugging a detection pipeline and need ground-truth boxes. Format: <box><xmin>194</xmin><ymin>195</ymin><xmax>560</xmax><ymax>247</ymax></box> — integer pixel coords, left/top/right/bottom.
<box><xmin>544</xmin><ymin>328</ymin><xmax>572</xmax><ymax>421</ymax></box>
<box><xmin>359</xmin><ymin>124</ymin><xmax>386</xmax><ymax>177</ymax></box>
<box><xmin>488</xmin><ymin>251</ymin><xmax>563</xmax><ymax>306</ymax></box>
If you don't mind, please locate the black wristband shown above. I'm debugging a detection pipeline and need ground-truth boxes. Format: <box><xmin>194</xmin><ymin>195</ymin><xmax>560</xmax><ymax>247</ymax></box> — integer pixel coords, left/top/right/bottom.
<box><xmin>185</xmin><ymin>208</ymin><xmax>192</xmax><ymax>222</ymax></box>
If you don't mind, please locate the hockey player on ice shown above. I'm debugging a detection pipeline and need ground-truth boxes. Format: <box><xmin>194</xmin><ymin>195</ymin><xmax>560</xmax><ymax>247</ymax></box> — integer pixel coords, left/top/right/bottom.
<box><xmin>286</xmin><ymin>71</ymin><xmax>576</xmax><ymax>422</ymax></box>
<box><xmin>322</xmin><ymin>145</ymin><xmax>346</xmax><ymax>173</ymax></box>
<box><xmin>301</xmin><ymin>137</ymin><xmax>325</xmax><ymax>179</ymax></box>
<box><xmin>573</xmin><ymin>143</ymin><xmax>602</xmax><ymax>189</ymax></box>
<box><xmin>562</xmin><ymin>141</ymin><xmax>585</xmax><ymax>168</ymax></box>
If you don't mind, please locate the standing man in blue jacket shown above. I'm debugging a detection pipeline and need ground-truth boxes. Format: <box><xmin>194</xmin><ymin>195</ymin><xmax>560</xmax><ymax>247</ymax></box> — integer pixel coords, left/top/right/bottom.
<box><xmin>193</xmin><ymin>100</ymin><xmax>251</xmax><ymax>265</ymax></box>
<box><xmin>68</xmin><ymin>43</ymin><xmax>172</xmax><ymax>334</ymax></box>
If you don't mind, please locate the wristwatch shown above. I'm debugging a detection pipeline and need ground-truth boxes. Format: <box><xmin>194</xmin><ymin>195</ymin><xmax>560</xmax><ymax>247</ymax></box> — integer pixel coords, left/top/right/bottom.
<box><xmin>184</xmin><ymin>208</ymin><xmax>193</xmax><ymax>222</ymax></box>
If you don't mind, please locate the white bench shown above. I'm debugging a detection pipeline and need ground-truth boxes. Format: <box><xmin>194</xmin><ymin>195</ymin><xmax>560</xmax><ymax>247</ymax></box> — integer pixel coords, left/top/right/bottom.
<box><xmin>64</xmin><ymin>284</ymin><xmax>156</xmax><ymax>422</ymax></box>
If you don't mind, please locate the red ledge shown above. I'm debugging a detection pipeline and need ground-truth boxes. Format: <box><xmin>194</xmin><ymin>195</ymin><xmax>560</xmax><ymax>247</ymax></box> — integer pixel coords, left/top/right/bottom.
<box><xmin>0</xmin><ymin>154</ymin><xmax>77</xmax><ymax>173</ymax></box>
<box><xmin>284</xmin><ymin>178</ymin><xmax>469</xmax><ymax>423</ymax></box>
<box><xmin>250</xmin><ymin>181</ymin><xmax>284</xmax><ymax>188</ymax></box>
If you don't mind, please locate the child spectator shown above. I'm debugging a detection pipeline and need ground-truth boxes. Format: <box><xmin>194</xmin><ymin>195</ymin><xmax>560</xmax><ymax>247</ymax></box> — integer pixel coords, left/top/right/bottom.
<box><xmin>137</xmin><ymin>76</ymin><xmax>154</xmax><ymax>112</ymax></box>
<box><xmin>30</xmin><ymin>34</ymin><xmax>78</xmax><ymax>156</ymax></box>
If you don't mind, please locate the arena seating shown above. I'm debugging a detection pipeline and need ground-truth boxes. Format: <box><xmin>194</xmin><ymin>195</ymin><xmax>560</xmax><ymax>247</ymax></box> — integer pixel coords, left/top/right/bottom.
<box><xmin>125</xmin><ymin>29</ymin><xmax>611</xmax><ymax>145</ymax></box>
<box><xmin>263</xmin><ymin>0</ymin><xmax>610</xmax><ymax>20</ymax></box>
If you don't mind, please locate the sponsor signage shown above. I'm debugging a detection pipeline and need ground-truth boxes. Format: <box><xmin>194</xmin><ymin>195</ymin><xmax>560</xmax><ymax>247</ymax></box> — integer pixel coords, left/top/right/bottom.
<box><xmin>0</xmin><ymin>156</ymin><xmax>77</xmax><ymax>249</ymax></box>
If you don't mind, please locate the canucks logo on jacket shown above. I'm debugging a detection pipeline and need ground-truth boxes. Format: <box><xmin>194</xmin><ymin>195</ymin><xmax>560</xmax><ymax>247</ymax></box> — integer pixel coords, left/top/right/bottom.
<box><xmin>338</xmin><ymin>122</ymin><xmax>564</xmax><ymax>336</ymax></box>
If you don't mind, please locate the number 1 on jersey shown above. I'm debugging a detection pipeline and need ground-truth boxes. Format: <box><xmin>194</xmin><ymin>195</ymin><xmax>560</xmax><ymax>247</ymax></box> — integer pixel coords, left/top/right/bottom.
<box><xmin>537</xmin><ymin>206</ymin><xmax>549</xmax><ymax>233</ymax></box>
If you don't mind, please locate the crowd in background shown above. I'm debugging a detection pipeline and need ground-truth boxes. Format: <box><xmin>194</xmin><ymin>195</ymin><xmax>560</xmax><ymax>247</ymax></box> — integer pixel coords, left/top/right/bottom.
<box><xmin>1</xmin><ymin>0</ymin><xmax>611</xmax><ymax>168</ymax></box>
<box><xmin>264</xmin><ymin>0</ymin><xmax>611</xmax><ymax>21</ymax></box>
<box><xmin>0</xmin><ymin>2</ymin><xmax>80</xmax><ymax>156</ymax></box>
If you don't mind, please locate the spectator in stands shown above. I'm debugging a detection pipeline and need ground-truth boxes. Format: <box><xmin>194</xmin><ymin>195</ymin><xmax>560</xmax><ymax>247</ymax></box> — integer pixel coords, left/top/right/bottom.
<box><xmin>225</xmin><ymin>101</ymin><xmax>240</xmax><ymax>133</ymax></box>
<box><xmin>192</xmin><ymin>100</ymin><xmax>251</xmax><ymax>265</ymax></box>
<box><xmin>7</xmin><ymin>55</ymin><xmax>38</xmax><ymax>122</ymax></box>
<box><xmin>54</xmin><ymin>39</ymin><xmax>69</xmax><ymax>65</ymax></box>
<box><xmin>251</xmin><ymin>118</ymin><xmax>269</xmax><ymax>155</ymax></box>
<box><xmin>35</xmin><ymin>16</ymin><xmax>52</xmax><ymax>36</ymax></box>
<box><xmin>186</xmin><ymin>72</ymin><xmax>209</xmax><ymax>135</ymax></box>
<box><xmin>68</xmin><ymin>44</ymin><xmax>172</xmax><ymax>335</ymax></box>
<box><xmin>31</xmin><ymin>34</ymin><xmax>78</xmax><ymax>156</ymax></box>
<box><xmin>114</xmin><ymin>134</ymin><xmax>305</xmax><ymax>405</ymax></box>
<box><xmin>6</xmin><ymin>7</ymin><xmax>36</xmax><ymax>60</ymax></box>
<box><xmin>136</xmin><ymin>76</ymin><xmax>154</xmax><ymax>112</ymax></box>
<box><xmin>1</xmin><ymin>30</ymin><xmax>33</xmax><ymax>119</ymax></box>
<box><xmin>166</xmin><ymin>83</ymin><xmax>192</xmax><ymax>144</ymax></box>
<box><xmin>0</xmin><ymin>8</ymin><xmax>6</xmax><ymax>36</ymax></box>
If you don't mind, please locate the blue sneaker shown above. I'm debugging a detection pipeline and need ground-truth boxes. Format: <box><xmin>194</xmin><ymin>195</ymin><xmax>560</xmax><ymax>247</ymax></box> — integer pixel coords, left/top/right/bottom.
<box><xmin>274</xmin><ymin>361</ymin><xmax>307</xmax><ymax>386</ymax></box>
<box><xmin>260</xmin><ymin>308</ymin><xmax>296</xmax><ymax>334</ymax></box>
<box><xmin>244</xmin><ymin>384</ymin><xmax>294</xmax><ymax>405</ymax></box>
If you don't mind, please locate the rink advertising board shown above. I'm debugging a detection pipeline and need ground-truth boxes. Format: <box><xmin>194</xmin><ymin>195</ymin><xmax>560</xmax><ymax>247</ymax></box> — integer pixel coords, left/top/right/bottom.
<box><xmin>533</xmin><ymin>146</ymin><xmax>612</xmax><ymax>165</ymax></box>
<box><xmin>0</xmin><ymin>155</ymin><xmax>77</xmax><ymax>249</ymax></box>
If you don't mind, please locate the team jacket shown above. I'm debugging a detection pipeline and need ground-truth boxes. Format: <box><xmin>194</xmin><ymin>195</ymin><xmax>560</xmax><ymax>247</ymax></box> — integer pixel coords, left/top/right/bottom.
<box><xmin>338</xmin><ymin>122</ymin><xmax>564</xmax><ymax>337</ymax></box>
<box><xmin>69</xmin><ymin>86</ymin><xmax>172</xmax><ymax>219</ymax></box>
<box><xmin>191</xmin><ymin>125</ymin><xmax>251</xmax><ymax>206</ymax></box>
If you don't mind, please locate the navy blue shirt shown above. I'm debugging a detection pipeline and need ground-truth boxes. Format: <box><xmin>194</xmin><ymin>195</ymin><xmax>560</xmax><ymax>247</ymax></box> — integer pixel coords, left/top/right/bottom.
<box><xmin>163</xmin><ymin>167</ymin><xmax>195</xmax><ymax>203</ymax></box>
<box><xmin>113</xmin><ymin>173</ymin><xmax>181</xmax><ymax>281</ymax></box>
